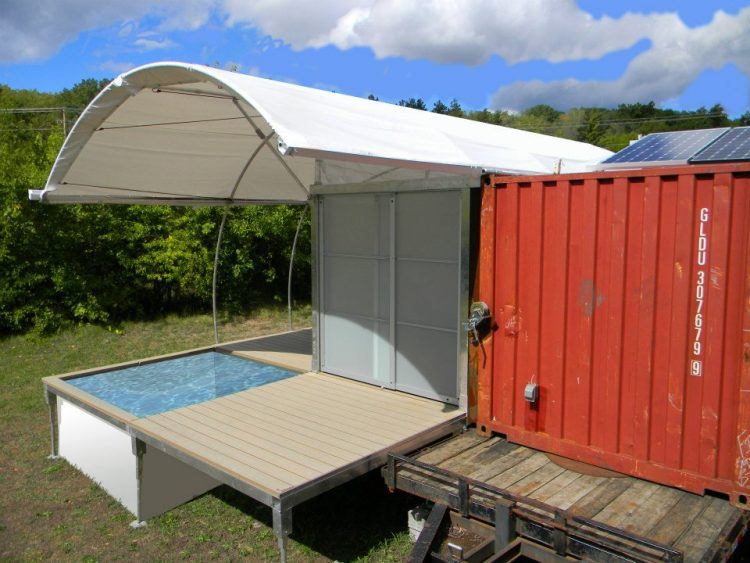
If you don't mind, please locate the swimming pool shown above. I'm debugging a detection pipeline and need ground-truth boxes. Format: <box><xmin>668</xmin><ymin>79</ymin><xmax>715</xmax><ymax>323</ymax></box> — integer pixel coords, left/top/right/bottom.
<box><xmin>67</xmin><ymin>352</ymin><xmax>296</xmax><ymax>417</ymax></box>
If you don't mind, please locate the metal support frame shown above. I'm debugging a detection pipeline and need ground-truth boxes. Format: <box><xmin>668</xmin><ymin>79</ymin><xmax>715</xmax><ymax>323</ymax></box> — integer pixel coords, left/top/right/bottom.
<box><xmin>45</xmin><ymin>388</ymin><xmax>59</xmax><ymax>459</ymax></box>
<box><xmin>409</xmin><ymin>503</ymin><xmax>448</xmax><ymax>563</ymax></box>
<box><xmin>272</xmin><ymin>500</ymin><xmax>293</xmax><ymax>563</ymax></box>
<box><xmin>494</xmin><ymin>499</ymin><xmax>518</xmax><ymax>550</ymax></box>
<box><xmin>458</xmin><ymin>188</ymin><xmax>471</xmax><ymax>412</ymax></box>
<box><xmin>212</xmin><ymin>210</ymin><xmax>228</xmax><ymax>344</ymax></box>
<box><xmin>287</xmin><ymin>209</ymin><xmax>305</xmax><ymax>331</ymax></box>
<box><xmin>310</xmin><ymin>196</ymin><xmax>321</xmax><ymax>372</ymax></box>
<box><xmin>232</xmin><ymin>98</ymin><xmax>309</xmax><ymax>201</ymax></box>
<box><xmin>130</xmin><ymin>438</ymin><xmax>148</xmax><ymax>528</ymax></box>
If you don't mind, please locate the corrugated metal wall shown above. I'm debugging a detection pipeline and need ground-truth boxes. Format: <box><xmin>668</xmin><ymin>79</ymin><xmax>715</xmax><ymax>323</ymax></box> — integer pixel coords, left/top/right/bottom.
<box><xmin>477</xmin><ymin>163</ymin><xmax>750</xmax><ymax>502</ymax></box>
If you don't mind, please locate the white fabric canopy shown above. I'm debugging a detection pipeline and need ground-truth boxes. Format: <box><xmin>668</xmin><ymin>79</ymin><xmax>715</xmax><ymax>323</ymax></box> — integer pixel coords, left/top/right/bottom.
<box><xmin>30</xmin><ymin>62</ymin><xmax>612</xmax><ymax>205</ymax></box>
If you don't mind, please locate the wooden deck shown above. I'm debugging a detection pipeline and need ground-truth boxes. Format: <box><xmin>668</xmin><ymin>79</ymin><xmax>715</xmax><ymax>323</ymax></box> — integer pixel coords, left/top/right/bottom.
<box><xmin>390</xmin><ymin>433</ymin><xmax>748</xmax><ymax>562</ymax></box>
<box><xmin>219</xmin><ymin>328</ymin><xmax>312</xmax><ymax>372</ymax></box>
<box><xmin>129</xmin><ymin>371</ymin><xmax>462</xmax><ymax>505</ymax></box>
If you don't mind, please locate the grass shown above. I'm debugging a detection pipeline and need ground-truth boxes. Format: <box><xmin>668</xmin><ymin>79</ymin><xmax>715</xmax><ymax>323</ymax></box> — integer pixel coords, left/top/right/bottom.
<box><xmin>0</xmin><ymin>307</ymin><xmax>417</xmax><ymax>561</ymax></box>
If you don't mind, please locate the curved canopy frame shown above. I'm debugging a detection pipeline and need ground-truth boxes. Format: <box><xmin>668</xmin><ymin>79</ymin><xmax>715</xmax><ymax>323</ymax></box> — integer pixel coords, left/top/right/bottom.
<box><xmin>30</xmin><ymin>62</ymin><xmax>611</xmax><ymax>206</ymax></box>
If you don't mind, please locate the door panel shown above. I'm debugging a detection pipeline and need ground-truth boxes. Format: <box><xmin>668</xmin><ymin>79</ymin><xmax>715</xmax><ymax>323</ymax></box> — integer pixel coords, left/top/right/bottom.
<box><xmin>322</xmin><ymin>314</ymin><xmax>390</xmax><ymax>385</ymax></box>
<box><xmin>394</xmin><ymin>190</ymin><xmax>460</xmax><ymax>401</ymax></box>
<box><xmin>395</xmin><ymin>324</ymin><xmax>458</xmax><ymax>402</ymax></box>
<box><xmin>319</xmin><ymin>190</ymin><xmax>462</xmax><ymax>403</ymax></box>
<box><xmin>320</xmin><ymin>193</ymin><xmax>390</xmax><ymax>386</ymax></box>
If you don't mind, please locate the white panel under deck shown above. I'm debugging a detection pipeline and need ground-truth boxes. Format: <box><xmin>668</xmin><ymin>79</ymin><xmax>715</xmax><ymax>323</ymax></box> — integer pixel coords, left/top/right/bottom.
<box><xmin>58</xmin><ymin>397</ymin><xmax>220</xmax><ymax>521</ymax></box>
<box><xmin>58</xmin><ymin>398</ymin><xmax>138</xmax><ymax>515</ymax></box>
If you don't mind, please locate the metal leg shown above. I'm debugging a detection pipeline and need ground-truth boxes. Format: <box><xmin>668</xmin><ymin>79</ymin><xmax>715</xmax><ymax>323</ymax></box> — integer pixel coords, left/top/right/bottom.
<box><xmin>272</xmin><ymin>501</ymin><xmax>292</xmax><ymax>563</ymax></box>
<box><xmin>45</xmin><ymin>390</ymin><xmax>60</xmax><ymax>460</ymax></box>
<box><xmin>494</xmin><ymin>499</ymin><xmax>517</xmax><ymax>550</ymax></box>
<box><xmin>130</xmin><ymin>438</ymin><xmax>147</xmax><ymax>528</ymax></box>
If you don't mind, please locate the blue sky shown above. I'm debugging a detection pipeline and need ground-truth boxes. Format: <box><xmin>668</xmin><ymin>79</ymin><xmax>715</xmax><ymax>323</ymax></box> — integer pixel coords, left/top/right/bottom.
<box><xmin>0</xmin><ymin>1</ymin><xmax>748</xmax><ymax>116</ymax></box>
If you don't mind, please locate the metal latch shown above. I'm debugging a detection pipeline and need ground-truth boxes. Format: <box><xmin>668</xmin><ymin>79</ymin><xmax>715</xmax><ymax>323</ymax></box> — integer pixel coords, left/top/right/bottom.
<box><xmin>463</xmin><ymin>301</ymin><xmax>490</xmax><ymax>345</ymax></box>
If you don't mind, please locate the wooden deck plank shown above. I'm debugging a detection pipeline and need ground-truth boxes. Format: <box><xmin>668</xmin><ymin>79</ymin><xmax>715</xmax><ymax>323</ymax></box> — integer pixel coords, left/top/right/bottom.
<box><xmin>263</xmin><ymin>374</ymin><xmax>454</xmax><ymax>428</ymax></box>
<box><xmin>303</xmin><ymin>371</ymin><xmax>447</xmax><ymax>410</ymax></box>
<box><xmin>221</xmin><ymin>393</ymin><xmax>390</xmax><ymax>450</ymax></box>
<box><xmin>416</xmin><ymin>432</ymin><xmax>489</xmax><ymax>465</ymax></box>
<box><xmin>133</xmin><ymin>418</ymin><xmax>293</xmax><ymax>492</ymax></box>
<box><xmin>307</xmin><ymin>371</ymin><xmax>448</xmax><ymax>410</ymax></box>
<box><xmin>647</xmin><ymin>493</ymin><xmax>713</xmax><ymax>547</ymax></box>
<box><xmin>303</xmin><ymin>375</ymin><xmax>454</xmax><ymax>418</ymax></box>
<box><xmin>567</xmin><ymin>477</ymin><xmax>635</xmax><ymax>519</ymax></box>
<box><xmin>542</xmin><ymin>474</ymin><xmax>604</xmax><ymax>510</ymax></box>
<box><xmin>485</xmin><ymin>452</ymin><xmax>550</xmax><ymax>490</ymax></box>
<box><xmin>528</xmin><ymin>470</ymin><xmax>586</xmax><ymax>503</ymax></box>
<box><xmin>164</xmin><ymin>409</ymin><xmax>340</xmax><ymax>472</ymax></box>
<box><xmin>437</xmin><ymin>437</ymin><xmax>503</xmax><ymax>473</ymax></box>
<box><xmin>226</xmin><ymin>385</ymin><xmax>413</xmax><ymax>444</ymax></box>
<box><xmin>468</xmin><ymin>445</ymin><xmax>535</xmax><ymax>483</ymax></box>
<box><xmin>272</xmin><ymin>373</ymin><xmax>456</xmax><ymax>423</ymax></box>
<box><xmin>226</xmin><ymin>383</ymin><xmax>405</xmax><ymax>439</ymax></box>
<box><xmin>152</xmin><ymin>411</ymin><xmax>322</xmax><ymax>482</ymax></box>
<box><xmin>607</xmin><ymin>484</ymin><xmax>683</xmax><ymax>536</ymax></box>
<box><xmin>673</xmin><ymin>497</ymin><xmax>741</xmax><ymax>562</ymax></box>
<box><xmin>589</xmin><ymin>480</ymin><xmax>662</xmax><ymax>528</ymax></box>
<box><xmin>215</xmin><ymin>393</ymin><xmax>385</xmax><ymax>453</ymax></box>
<box><xmin>220</xmin><ymin>328</ymin><xmax>312</xmax><ymax>372</ymax></box>
<box><xmin>506</xmin><ymin>461</ymin><xmax>566</xmax><ymax>497</ymax></box>
<box><xmin>194</xmin><ymin>400</ymin><xmax>370</xmax><ymax>460</ymax></box>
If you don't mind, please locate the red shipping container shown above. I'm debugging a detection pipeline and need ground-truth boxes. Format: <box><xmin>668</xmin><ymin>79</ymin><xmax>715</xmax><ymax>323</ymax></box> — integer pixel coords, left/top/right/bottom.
<box><xmin>476</xmin><ymin>163</ymin><xmax>750</xmax><ymax>505</ymax></box>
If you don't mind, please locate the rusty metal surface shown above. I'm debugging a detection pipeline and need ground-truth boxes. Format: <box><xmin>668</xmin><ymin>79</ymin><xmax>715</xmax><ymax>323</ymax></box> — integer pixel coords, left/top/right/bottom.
<box><xmin>477</xmin><ymin>163</ymin><xmax>750</xmax><ymax>502</ymax></box>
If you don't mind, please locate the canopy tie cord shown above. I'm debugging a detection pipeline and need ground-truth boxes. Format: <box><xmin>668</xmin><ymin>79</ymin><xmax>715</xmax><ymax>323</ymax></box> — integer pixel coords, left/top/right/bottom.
<box><xmin>287</xmin><ymin>209</ymin><xmax>305</xmax><ymax>331</ymax></box>
<box><xmin>212</xmin><ymin>209</ymin><xmax>229</xmax><ymax>344</ymax></box>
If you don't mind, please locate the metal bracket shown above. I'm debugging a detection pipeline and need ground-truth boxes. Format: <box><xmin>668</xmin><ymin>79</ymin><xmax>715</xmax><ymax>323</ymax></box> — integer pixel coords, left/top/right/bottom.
<box><xmin>463</xmin><ymin>301</ymin><xmax>490</xmax><ymax>346</ymax></box>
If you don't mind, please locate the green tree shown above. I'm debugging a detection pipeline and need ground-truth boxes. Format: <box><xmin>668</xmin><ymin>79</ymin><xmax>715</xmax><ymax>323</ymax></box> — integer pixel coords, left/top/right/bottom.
<box><xmin>432</xmin><ymin>100</ymin><xmax>449</xmax><ymax>114</ymax></box>
<box><xmin>448</xmin><ymin>99</ymin><xmax>463</xmax><ymax>117</ymax></box>
<box><xmin>523</xmin><ymin>104</ymin><xmax>561</xmax><ymax>122</ymax></box>
<box><xmin>398</xmin><ymin>97</ymin><xmax>427</xmax><ymax>110</ymax></box>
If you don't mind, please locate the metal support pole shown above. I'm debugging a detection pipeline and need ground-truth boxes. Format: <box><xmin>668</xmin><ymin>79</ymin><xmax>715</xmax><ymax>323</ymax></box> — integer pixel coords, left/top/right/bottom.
<box><xmin>130</xmin><ymin>438</ymin><xmax>148</xmax><ymax>528</ymax></box>
<box><xmin>212</xmin><ymin>210</ymin><xmax>228</xmax><ymax>345</ymax></box>
<box><xmin>494</xmin><ymin>498</ymin><xmax>517</xmax><ymax>550</ymax></box>
<box><xmin>45</xmin><ymin>389</ymin><xmax>59</xmax><ymax>460</ymax></box>
<box><xmin>287</xmin><ymin>210</ymin><xmax>305</xmax><ymax>331</ymax></box>
<box><xmin>272</xmin><ymin>500</ymin><xmax>292</xmax><ymax>563</ymax></box>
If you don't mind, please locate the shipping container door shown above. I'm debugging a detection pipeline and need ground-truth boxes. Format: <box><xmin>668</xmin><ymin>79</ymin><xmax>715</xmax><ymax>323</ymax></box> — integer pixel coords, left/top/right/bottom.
<box><xmin>319</xmin><ymin>190</ymin><xmax>462</xmax><ymax>403</ymax></box>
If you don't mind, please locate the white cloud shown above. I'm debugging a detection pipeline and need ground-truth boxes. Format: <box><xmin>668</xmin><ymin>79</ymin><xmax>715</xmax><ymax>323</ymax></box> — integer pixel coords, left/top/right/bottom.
<box><xmin>491</xmin><ymin>8</ymin><xmax>750</xmax><ymax>110</ymax></box>
<box><xmin>134</xmin><ymin>37</ymin><xmax>178</xmax><ymax>51</ymax></box>
<box><xmin>0</xmin><ymin>0</ymin><xmax>748</xmax><ymax>111</ymax></box>
<box><xmin>98</xmin><ymin>60</ymin><xmax>136</xmax><ymax>74</ymax></box>
<box><xmin>0</xmin><ymin>0</ymin><xmax>214</xmax><ymax>63</ymax></box>
<box><xmin>220</xmin><ymin>0</ymin><xmax>679</xmax><ymax>65</ymax></box>
<box><xmin>220</xmin><ymin>0</ymin><xmax>750</xmax><ymax>110</ymax></box>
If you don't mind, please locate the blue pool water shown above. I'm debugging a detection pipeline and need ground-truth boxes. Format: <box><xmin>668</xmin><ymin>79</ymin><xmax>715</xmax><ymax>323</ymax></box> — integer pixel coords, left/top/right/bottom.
<box><xmin>67</xmin><ymin>352</ymin><xmax>296</xmax><ymax>417</ymax></box>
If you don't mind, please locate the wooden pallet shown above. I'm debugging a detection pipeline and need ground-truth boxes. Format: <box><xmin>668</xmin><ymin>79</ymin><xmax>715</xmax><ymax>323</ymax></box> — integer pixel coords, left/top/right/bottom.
<box><xmin>387</xmin><ymin>432</ymin><xmax>749</xmax><ymax>562</ymax></box>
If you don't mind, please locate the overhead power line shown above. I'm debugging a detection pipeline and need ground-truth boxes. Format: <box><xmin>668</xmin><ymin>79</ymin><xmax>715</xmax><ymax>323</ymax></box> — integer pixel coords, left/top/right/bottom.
<box><xmin>0</xmin><ymin>106</ymin><xmax>83</xmax><ymax>114</ymax></box>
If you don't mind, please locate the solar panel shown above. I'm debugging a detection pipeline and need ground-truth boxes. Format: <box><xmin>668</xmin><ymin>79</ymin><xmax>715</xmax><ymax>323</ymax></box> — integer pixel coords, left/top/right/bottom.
<box><xmin>601</xmin><ymin>128</ymin><xmax>729</xmax><ymax>166</ymax></box>
<box><xmin>689</xmin><ymin>127</ymin><xmax>750</xmax><ymax>163</ymax></box>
